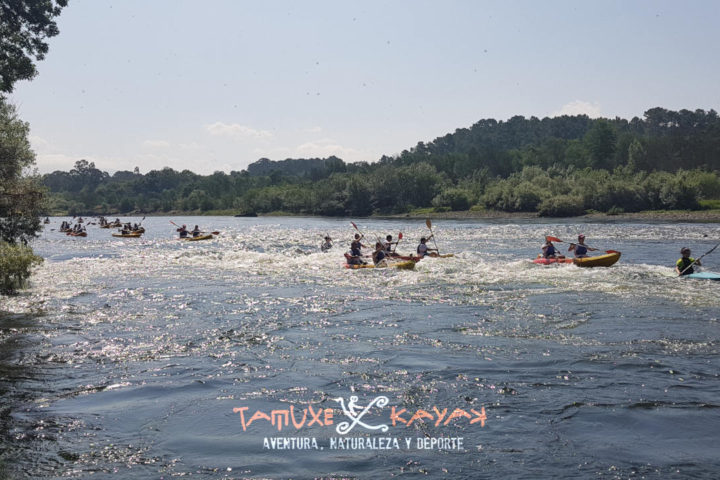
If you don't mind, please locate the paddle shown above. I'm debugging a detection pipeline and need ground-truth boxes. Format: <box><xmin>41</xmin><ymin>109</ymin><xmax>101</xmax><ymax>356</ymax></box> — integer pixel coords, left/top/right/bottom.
<box><xmin>350</xmin><ymin>221</ymin><xmax>364</xmax><ymax>239</ymax></box>
<box><xmin>679</xmin><ymin>241</ymin><xmax>720</xmax><ymax>276</ymax></box>
<box><xmin>545</xmin><ymin>236</ymin><xmax>619</xmax><ymax>254</ymax></box>
<box><xmin>393</xmin><ymin>232</ymin><xmax>403</xmax><ymax>253</ymax></box>
<box><xmin>426</xmin><ymin>219</ymin><xmax>440</xmax><ymax>254</ymax></box>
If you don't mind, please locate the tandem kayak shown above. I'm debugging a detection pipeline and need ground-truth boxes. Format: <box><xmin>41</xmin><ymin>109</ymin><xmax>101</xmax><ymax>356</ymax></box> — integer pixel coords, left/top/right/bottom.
<box><xmin>185</xmin><ymin>234</ymin><xmax>214</xmax><ymax>241</ymax></box>
<box><xmin>344</xmin><ymin>260</ymin><xmax>416</xmax><ymax>270</ymax></box>
<box><xmin>684</xmin><ymin>272</ymin><xmax>720</xmax><ymax>281</ymax></box>
<box><xmin>393</xmin><ymin>253</ymin><xmax>455</xmax><ymax>261</ymax></box>
<box><xmin>573</xmin><ymin>252</ymin><xmax>621</xmax><ymax>268</ymax></box>
<box><xmin>533</xmin><ymin>256</ymin><xmax>573</xmax><ymax>265</ymax></box>
<box><xmin>112</xmin><ymin>232</ymin><xmax>142</xmax><ymax>238</ymax></box>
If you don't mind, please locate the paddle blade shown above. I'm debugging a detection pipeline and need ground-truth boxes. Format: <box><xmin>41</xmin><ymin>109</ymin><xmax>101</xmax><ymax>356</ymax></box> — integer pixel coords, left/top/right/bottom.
<box><xmin>546</xmin><ymin>236</ymin><xmax>563</xmax><ymax>243</ymax></box>
<box><xmin>211</xmin><ymin>231</ymin><xmax>220</xmax><ymax>235</ymax></box>
<box><xmin>398</xmin><ymin>232</ymin><xmax>403</xmax><ymax>240</ymax></box>
<box><xmin>425</xmin><ymin>219</ymin><xmax>432</xmax><ymax>229</ymax></box>
<box><xmin>351</xmin><ymin>221</ymin><xmax>358</xmax><ymax>230</ymax></box>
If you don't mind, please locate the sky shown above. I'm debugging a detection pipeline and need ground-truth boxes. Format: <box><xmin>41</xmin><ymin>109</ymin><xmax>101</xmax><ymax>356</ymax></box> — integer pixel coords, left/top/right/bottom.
<box><xmin>9</xmin><ymin>0</ymin><xmax>720</xmax><ymax>175</ymax></box>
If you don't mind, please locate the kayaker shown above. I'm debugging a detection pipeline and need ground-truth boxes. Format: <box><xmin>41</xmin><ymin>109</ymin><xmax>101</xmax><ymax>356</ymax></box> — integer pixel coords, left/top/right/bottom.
<box><xmin>178</xmin><ymin>224</ymin><xmax>189</xmax><ymax>239</ymax></box>
<box><xmin>347</xmin><ymin>234</ymin><xmax>367</xmax><ymax>265</ymax></box>
<box><xmin>383</xmin><ymin>235</ymin><xmax>398</xmax><ymax>255</ymax></box>
<box><xmin>568</xmin><ymin>234</ymin><xmax>597</xmax><ymax>258</ymax></box>
<box><xmin>676</xmin><ymin>247</ymin><xmax>701</xmax><ymax>275</ymax></box>
<box><xmin>417</xmin><ymin>236</ymin><xmax>437</xmax><ymax>258</ymax></box>
<box><xmin>373</xmin><ymin>242</ymin><xmax>387</xmax><ymax>265</ymax></box>
<box><xmin>542</xmin><ymin>241</ymin><xmax>557</xmax><ymax>259</ymax></box>
<box><xmin>191</xmin><ymin>225</ymin><xmax>202</xmax><ymax>237</ymax></box>
<box><xmin>320</xmin><ymin>236</ymin><xmax>333</xmax><ymax>252</ymax></box>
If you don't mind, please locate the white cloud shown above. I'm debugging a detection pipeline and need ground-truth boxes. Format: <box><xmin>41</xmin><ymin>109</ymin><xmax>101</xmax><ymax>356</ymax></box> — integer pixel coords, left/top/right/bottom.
<box><xmin>205</xmin><ymin>122</ymin><xmax>273</xmax><ymax>139</ymax></box>
<box><xmin>296</xmin><ymin>138</ymin><xmax>360</xmax><ymax>159</ymax></box>
<box><xmin>34</xmin><ymin>153</ymin><xmax>78</xmax><ymax>173</ymax></box>
<box><xmin>29</xmin><ymin>135</ymin><xmax>50</xmax><ymax>149</ymax></box>
<box><xmin>551</xmin><ymin>101</ymin><xmax>602</xmax><ymax>118</ymax></box>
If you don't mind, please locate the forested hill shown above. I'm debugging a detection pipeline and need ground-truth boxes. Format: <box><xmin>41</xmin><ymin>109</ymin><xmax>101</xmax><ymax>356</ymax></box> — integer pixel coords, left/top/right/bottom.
<box><xmin>246</xmin><ymin>156</ymin><xmax>346</xmax><ymax>179</ymax></box>
<box><xmin>43</xmin><ymin>108</ymin><xmax>720</xmax><ymax>217</ymax></box>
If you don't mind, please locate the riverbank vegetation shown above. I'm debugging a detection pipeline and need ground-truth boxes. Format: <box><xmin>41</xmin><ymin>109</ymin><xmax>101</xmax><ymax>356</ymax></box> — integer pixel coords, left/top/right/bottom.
<box><xmin>1</xmin><ymin>0</ymin><xmax>66</xmax><ymax>293</ymax></box>
<box><xmin>43</xmin><ymin>108</ymin><xmax>720</xmax><ymax>218</ymax></box>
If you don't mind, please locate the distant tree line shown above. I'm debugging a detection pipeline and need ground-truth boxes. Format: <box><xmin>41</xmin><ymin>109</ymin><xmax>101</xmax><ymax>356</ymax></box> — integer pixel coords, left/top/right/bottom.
<box><xmin>43</xmin><ymin>108</ymin><xmax>720</xmax><ymax>217</ymax></box>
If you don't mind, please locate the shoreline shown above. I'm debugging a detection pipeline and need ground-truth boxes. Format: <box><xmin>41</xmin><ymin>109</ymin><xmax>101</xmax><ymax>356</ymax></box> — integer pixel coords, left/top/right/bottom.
<box><xmin>48</xmin><ymin>209</ymin><xmax>720</xmax><ymax>223</ymax></box>
<box><xmin>383</xmin><ymin>209</ymin><xmax>720</xmax><ymax>223</ymax></box>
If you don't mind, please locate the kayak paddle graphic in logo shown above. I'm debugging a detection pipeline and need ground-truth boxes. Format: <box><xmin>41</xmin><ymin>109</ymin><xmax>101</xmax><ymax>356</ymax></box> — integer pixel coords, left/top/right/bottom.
<box><xmin>333</xmin><ymin>394</ymin><xmax>389</xmax><ymax>434</ymax></box>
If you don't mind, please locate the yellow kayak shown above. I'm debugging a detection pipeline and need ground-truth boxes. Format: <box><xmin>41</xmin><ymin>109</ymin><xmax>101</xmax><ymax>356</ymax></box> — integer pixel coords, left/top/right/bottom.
<box><xmin>345</xmin><ymin>260</ymin><xmax>416</xmax><ymax>270</ymax></box>
<box><xmin>112</xmin><ymin>232</ymin><xmax>142</xmax><ymax>238</ymax></box>
<box><xmin>573</xmin><ymin>252</ymin><xmax>621</xmax><ymax>268</ymax></box>
<box><xmin>185</xmin><ymin>234</ymin><xmax>214</xmax><ymax>241</ymax></box>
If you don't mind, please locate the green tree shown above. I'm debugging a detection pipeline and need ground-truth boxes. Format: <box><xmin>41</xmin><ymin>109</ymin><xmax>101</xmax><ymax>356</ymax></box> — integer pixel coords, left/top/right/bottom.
<box><xmin>0</xmin><ymin>0</ymin><xmax>68</xmax><ymax>93</ymax></box>
<box><xmin>584</xmin><ymin>119</ymin><xmax>617</xmax><ymax>170</ymax></box>
<box><xmin>0</xmin><ymin>98</ymin><xmax>44</xmax><ymax>244</ymax></box>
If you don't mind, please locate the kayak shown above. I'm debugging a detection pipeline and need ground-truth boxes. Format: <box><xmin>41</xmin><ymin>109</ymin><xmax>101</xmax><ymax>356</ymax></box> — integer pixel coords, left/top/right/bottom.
<box><xmin>185</xmin><ymin>234</ymin><xmax>213</xmax><ymax>241</ymax></box>
<box><xmin>112</xmin><ymin>232</ymin><xmax>142</xmax><ymax>238</ymax></box>
<box><xmin>68</xmin><ymin>232</ymin><xmax>87</xmax><ymax>237</ymax></box>
<box><xmin>393</xmin><ymin>253</ymin><xmax>455</xmax><ymax>261</ymax></box>
<box><xmin>533</xmin><ymin>256</ymin><xmax>573</xmax><ymax>265</ymax></box>
<box><xmin>684</xmin><ymin>272</ymin><xmax>720</xmax><ymax>281</ymax></box>
<box><xmin>573</xmin><ymin>252</ymin><xmax>621</xmax><ymax>268</ymax></box>
<box><xmin>345</xmin><ymin>260</ymin><xmax>416</xmax><ymax>270</ymax></box>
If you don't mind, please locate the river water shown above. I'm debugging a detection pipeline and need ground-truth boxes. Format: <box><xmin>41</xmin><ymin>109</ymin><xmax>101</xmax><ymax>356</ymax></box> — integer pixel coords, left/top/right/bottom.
<box><xmin>1</xmin><ymin>216</ymin><xmax>719</xmax><ymax>479</ymax></box>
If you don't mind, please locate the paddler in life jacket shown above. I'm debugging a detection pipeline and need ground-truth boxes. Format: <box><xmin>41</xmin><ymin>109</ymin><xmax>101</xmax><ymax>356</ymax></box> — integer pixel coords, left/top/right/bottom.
<box><xmin>347</xmin><ymin>233</ymin><xmax>367</xmax><ymax>265</ymax></box>
<box><xmin>177</xmin><ymin>224</ymin><xmax>189</xmax><ymax>239</ymax></box>
<box><xmin>541</xmin><ymin>241</ymin><xmax>557</xmax><ymax>259</ymax></box>
<box><xmin>320</xmin><ymin>236</ymin><xmax>333</xmax><ymax>252</ymax></box>
<box><xmin>383</xmin><ymin>235</ymin><xmax>398</xmax><ymax>256</ymax></box>
<box><xmin>568</xmin><ymin>234</ymin><xmax>597</xmax><ymax>258</ymax></box>
<box><xmin>372</xmin><ymin>242</ymin><xmax>387</xmax><ymax>265</ymax></box>
<box><xmin>417</xmin><ymin>236</ymin><xmax>437</xmax><ymax>258</ymax></box>
<box><xmin>676</xmin><ymin>247</ymin><xmax>701</xmax><ymax>275</ymax></box>
<box><xmin>191</xmin><ymin>225</ymin><xmax>201</xmax><ymax>237</ymax></box>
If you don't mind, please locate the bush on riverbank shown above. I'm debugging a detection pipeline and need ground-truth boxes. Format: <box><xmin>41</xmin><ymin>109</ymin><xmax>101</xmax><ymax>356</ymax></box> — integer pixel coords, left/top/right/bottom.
<box><xmin>481</xmin><ymin>167</ymin><xmax>709</xmax><ymax>214</ymax></box>
<box><xmin>0</xmin><ymin>242</ymin><xmax>43</xmax><ymax>293</ymax></box>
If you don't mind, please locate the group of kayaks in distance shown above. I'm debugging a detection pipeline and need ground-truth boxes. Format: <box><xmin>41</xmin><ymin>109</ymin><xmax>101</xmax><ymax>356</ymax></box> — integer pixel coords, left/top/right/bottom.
<box><xmin>49</xmin><ymin>216</ymin><xmax>217</xmax><ymax>241</ymax></box>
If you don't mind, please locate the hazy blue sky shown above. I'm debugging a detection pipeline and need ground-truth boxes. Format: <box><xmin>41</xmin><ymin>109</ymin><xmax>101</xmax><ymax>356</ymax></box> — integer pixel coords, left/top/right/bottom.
<box><xmin>10</xmin><ymin>0</ymin><xmax>720</xmax><ymax>174</ymax></box>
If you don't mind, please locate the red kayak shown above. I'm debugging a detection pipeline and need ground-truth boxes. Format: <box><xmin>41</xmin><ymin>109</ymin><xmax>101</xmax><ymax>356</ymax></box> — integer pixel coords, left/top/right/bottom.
<box><xmin>533</xmin><ymin>256</ymin><xmax>573</xmax><ymax>265</ymax></box>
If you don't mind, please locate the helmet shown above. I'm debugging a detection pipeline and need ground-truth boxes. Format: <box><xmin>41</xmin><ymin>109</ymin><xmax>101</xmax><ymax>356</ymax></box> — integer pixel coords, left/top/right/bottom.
<box><xmin>681</xmin><ymin>247</ymin><xmax>691</xmax><ymax>254</ymax></box>
<box><xmin>578</xmin><ymin>234</ymin><xmax>585</xmax><ymax>240</ymax></box>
